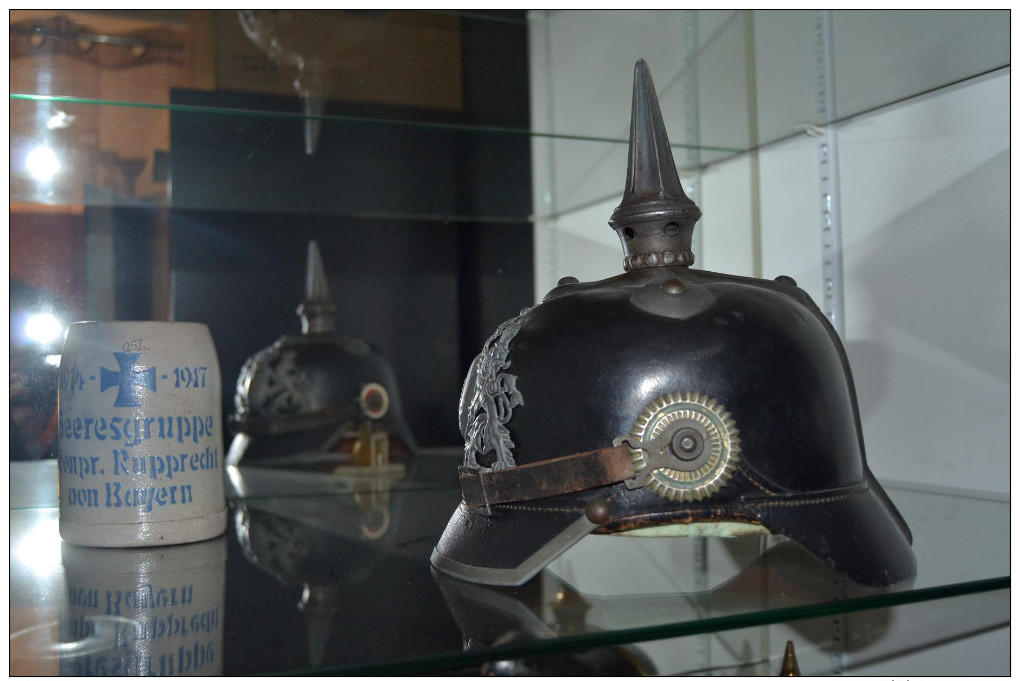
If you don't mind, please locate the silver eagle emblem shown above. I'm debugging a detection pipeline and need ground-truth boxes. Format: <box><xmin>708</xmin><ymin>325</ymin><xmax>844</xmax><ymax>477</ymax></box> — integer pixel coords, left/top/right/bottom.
<box><xmin>459</xmin><ymin>308</ymin><xmax>532</xmax><ymax>469</ymax></box>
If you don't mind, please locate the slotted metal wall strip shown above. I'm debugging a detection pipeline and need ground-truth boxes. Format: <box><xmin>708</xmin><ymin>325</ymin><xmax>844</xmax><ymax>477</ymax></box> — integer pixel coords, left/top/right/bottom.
<box><xmin>813</xmin><ymin>10</ymin><xmax>846</xmax><ymax>339</ymax></box>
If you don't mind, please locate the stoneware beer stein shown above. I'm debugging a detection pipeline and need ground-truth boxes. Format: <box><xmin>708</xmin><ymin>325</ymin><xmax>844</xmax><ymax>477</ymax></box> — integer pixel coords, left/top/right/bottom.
<box><xmin>58</xmin><ymin>322</ymin><xmax>227</xmax><ymax>547</ymax></box>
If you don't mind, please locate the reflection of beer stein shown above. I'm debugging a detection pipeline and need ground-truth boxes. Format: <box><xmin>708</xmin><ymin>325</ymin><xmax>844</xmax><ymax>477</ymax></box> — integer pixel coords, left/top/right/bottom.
<box><xmin>58</xmin><ymin>321</ymin><xmax>227</xmax><ymax>547</ymax></box>
<box><xmin>58</xmin><ymin>537</ymin><xmax>227</xmax><ymax>676</ymax></box>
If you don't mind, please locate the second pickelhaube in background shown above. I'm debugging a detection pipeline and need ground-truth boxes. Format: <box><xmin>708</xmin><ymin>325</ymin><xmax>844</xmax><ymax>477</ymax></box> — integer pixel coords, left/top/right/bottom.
<box><xmin>431</xmin><ymin>60</ymin><xmax>915</xmax><ymax>588</ymax></box>
<box><xmin>227</xmin><ymin>241</ymin><xmax>415</xmax><ymax>471</ymax></box>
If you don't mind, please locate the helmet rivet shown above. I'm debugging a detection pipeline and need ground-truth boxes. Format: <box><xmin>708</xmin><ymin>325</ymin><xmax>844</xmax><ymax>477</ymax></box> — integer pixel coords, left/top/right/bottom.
<box><xmin>557</xmin><ymin>275</ymin><xmax>579</xmax><ymax>286</ymax></box>
<box><xmin>661</xmin><ymin>278</ymin><xmax>686</xmax><ymax>295</ymax></box>
<box><xmin>775</xmin><ymin>275</ymin><xmax>797</xmax><ymax>286</ymax></box>
<box><xmin>585</xmin><ymin>499</ymin><xmax>612</xmax><ymax>525</ymax></box>
<box><xmin>662</xmin><ymin>251</ymin><xmax>676</xmax><ymax>265</ymax></box>
<box><xmin>645</xmin><ymin>252</ymin><xmax>660</xmax><ymax>267</ymax></box>
<box><xmin>671</xmin><ymin>427</ymin><xmax>704</xmax><ymax>461</ymax></box>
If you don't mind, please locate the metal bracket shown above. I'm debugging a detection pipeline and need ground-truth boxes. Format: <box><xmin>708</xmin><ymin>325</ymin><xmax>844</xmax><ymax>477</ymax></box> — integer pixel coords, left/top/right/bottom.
<box><xmin>813</xmin><ymin>10</ymin><xmax>846</xmax><ymax>338</ymax></box>
<box><xmin>616</xmin><ymin>423</ymin><xmax>697</xmax><ymax>490</ymax></box>
<box><xmin>680</xmin><ymin>10</ymin><xmax>704</xmax><ymax>266</ymax></box>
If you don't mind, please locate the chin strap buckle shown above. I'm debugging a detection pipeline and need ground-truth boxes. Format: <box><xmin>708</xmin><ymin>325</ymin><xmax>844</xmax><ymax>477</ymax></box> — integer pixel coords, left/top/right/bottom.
<box><xmin>616</xmin><ymin>420</ymin><xmax>709</xmax><ymax>491</ymax></box>
<box><xmin>607</xmin><ymin>430</ymin><xmax>673</xmax><ymax>489</ymax></box>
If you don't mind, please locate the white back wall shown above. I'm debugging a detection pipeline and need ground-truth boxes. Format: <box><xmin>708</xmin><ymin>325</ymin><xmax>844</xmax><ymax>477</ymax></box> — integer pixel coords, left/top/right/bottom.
<box><xmin>528</xmin><ymin>10</ymin><xmax>1009</xmax><ymax>675</ymax></box>
<box><xmin>528</xmin><ymin>9</ymin><xmax>1009</xmax><ymax>495</ymax></box>
<box><xmin>837</xmin><ymin>74</ymin><xmax>1009</xmax><ymax>493</ymax></box>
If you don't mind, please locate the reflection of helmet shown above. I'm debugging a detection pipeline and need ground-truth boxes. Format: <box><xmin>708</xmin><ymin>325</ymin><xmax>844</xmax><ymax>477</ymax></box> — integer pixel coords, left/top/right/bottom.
<box><xmin>431</xmin><ymin>60</ymin><xmax>914</xmax><ymax>588</ymax></box>
<box><xmin>433</xmin><ymin>571</ymin><xmax>656</xmax><ymax>676</ymax></box>
<box><xmin>435</xmin><ymin>537</ymin><xmax>889</xmax><ymax>673</ymax></box>
<box><xmin>227</xmin><ymin>461</ymin><xmax>459</xmax><ymax>670</ymax></box>
<box><xmin>226</xmin><ymin>241</ymin><xmax>415</xmax><ymax>468</ymax></box>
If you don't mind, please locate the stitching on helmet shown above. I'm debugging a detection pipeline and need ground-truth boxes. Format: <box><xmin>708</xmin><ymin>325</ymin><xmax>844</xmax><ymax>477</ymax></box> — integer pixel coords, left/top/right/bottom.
<box><xmin>742</xmin><ymin>490</ymin><xmax>862</xmax><ymax>508</ymax></box>
<box><xmin>737</xmin><ymin>469</ymin><xmax>779</xmax><ymax>496</ymax></box>
<box><xmin>497</xmin><ymin>505</ymin><xmax>586</xmax><ymax>513</ymax></box>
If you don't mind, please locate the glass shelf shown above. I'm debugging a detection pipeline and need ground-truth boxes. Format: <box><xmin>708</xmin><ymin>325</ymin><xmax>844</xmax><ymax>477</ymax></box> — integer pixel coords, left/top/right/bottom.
<box><xmin>8</xmin><ymin>92</ymin><xmax>741</xmax><ymax>220</ymax></box>
<box><xmin>9</xmin><ymin>454</ymin><xmax>1010</xmax><ymax>675</ymax></box>
<box><xmin>530</xmin><ymin>9</ymin><xmax>1009</xmax><ymax>223</ymax></box>
<box><xmin>11</xmin><ymin>10</ymin><xmax>1008</xmax><ymax>216</ymax></box>
<box><xmin>10</xmin><ymin>92</ymin><xmax>736</xmax><ymax>151</ymax></box>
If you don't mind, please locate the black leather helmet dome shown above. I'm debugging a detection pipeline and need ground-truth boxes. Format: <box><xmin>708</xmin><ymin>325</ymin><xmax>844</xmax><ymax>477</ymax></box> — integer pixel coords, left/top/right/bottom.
<box><xmin>227</xmin><ymin>241</ymin><xmax>415</xmax><ymax>468</ymax></box>
<box><xmin>431</xmin><ymin>60</ymin><xmax>914</xmax><ymax>588</ymax></box>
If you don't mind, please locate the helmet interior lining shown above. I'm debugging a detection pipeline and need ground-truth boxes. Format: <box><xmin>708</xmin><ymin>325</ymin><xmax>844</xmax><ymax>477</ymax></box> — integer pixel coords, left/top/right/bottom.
<box><xmin>615</xmin><ymin>520</ymin><xmax>772</xmax><ymax>538</ymax></box>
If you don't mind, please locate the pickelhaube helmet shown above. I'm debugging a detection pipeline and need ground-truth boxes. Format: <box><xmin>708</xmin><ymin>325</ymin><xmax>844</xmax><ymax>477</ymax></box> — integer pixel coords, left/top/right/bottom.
<box><xmin>431</xmin><ymin>60</ymin><xmax>914</xmax><ymax>587</ymax></box>
<box><xmin>227</xmin><ymin>241</ymin><xmax>415</xmax><ymax>468</ymax></box>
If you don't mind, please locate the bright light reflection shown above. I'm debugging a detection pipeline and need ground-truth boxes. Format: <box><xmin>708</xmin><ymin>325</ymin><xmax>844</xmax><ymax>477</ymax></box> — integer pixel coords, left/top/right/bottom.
<box><xmin>638</xmin><ymin>375</ymin><xmax>661</xmax><ymax>399</ymax></box>
<box><xmin>26</xmin><ymin>145</ymin><xmax>61</xmax><ymax>181</ymax></box>
<box><xmin>226</xmin><ymin>464</ymin><xmax>247</xmax><ymax>496</ymax></box>
<box><xmin>24</xmin><ymin>312</ymin><xmax>63</xmax><ymax>345</ymax></box>
<box><xmin>14</xmin><ymin>516</ymin><xmax>63</xmax><ymax>579</ymax></box>
<box><xmin>44</xmin><ymin>354</ymin><xmax>62</xmax><ymax>367</ymax></box>
<box><xmin>45</xmin><ymin>110</ymin><xmax>75</xmax><ymax>130</ymax></box>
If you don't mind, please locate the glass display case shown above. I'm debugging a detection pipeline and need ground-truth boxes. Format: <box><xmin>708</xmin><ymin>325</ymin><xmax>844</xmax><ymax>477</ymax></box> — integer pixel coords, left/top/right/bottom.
<box><xmin>9</xmin><ymin>9</ymin><xmax>1010</xmax><ymax>675</ymax></box>
<box><xmin>8</xmin><ymin>457</ymin><xmax>1011</xmax><ymax>675</ymax></box>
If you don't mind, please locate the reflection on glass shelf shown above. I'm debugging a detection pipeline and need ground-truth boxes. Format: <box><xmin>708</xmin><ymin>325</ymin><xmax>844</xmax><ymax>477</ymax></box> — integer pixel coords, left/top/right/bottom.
<box><xmin>12</xmin><ymin>10</ymin><xmax>1006</xmax><ymax>220</ymax></box>
<box><xmin>829</xmin><ymin>10</ymin><xmax>1009</xmax><ymax>121</ymax></box>
<box><xmin>751</xmin><ymin>10</ymin><xmax>1009</xmax><ymax>148</ymax></box>
<box><xmin>11</xmin><ymin>538</ymin><xmax>227</xmax><ymax>676</ymax></box>
<box><xmin>8</xmin><ymin>457</ymin><xmax>1009</xmax><ymax>675</ymax></box>
<box><xmin>529</xmin><ymin>9</ymin><xmax>1009</xmax><ymax>221</ymax></box>
<box><xmin>9</xmin><ymin>91</ymin><xmax>749</xmax><ymax>150</ymax></box>
<box><xmin>8</xmin><ymin>8</ymin><xmax>538</xmax><ymax>219</ymax></box>
<box><xmin>9</xmin><ymin>92</ymin><xmax>742</xmax><ymax>213</ymax></box>
<box><xmin>10</xmin><ymin>98</ymin><xmax>169</xmax><ymax>208</ymax></box>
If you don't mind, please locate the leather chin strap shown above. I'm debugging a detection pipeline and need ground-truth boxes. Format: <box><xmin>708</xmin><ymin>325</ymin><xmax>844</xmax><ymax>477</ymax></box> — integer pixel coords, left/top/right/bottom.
<box><xmin>458</xmin><ymin>444</ymin><xmax>637</xmax><ymax>509</ymax></box>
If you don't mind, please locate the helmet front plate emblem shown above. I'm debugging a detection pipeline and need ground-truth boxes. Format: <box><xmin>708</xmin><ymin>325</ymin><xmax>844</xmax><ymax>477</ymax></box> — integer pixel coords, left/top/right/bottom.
<box><xmin>246</xmin><ymin>348</ymin><xmax>311</xmax><ymax>417</ymax></box>
<box><xmin>460</xmin><ymin>308</ymin><xmax>532</xmax><ymax>470</ymax></box>
<box><xmin>617</xmin><ymin>392</ymin><xmax>740</xmax><ymax>501</ymax></box>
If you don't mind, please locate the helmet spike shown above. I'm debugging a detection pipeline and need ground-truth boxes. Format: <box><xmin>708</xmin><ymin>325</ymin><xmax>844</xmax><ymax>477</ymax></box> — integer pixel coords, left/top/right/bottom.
<box><xmin>779</xmin><ymin>640</ymin><xmax>801</xmax><ymax>676</ymax></box>
<box><xmin>610</xmin><ymin>60</ymin><xmax>701</xmax><ymax>271</ymax></box>
<box><xmin>297</xmin><ymin>240</ymin><xmax>337</xmax><ymax>334</ymax></box>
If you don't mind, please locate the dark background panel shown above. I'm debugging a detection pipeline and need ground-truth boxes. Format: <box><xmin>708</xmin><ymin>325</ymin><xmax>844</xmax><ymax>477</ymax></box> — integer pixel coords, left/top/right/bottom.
<box><xmin>167</xmin><ymin>90</ymin><xmax>464</xmax><ymax>219</ymax></box>
<box><xmin>167</xmin><ymin>216</ymin><xmax>532</xmax><ymax>449</ymax></box>
<box><xmin>164</xmin><ymin>11</ymin><xmax>534</xmax><ymax>447</ymax></box>
<box><xmin>168</xmin><ymin>11</ymin><xmax>533</xmax><ymax>223</ymax></box>
<box><xmin>169</xmin><ymin>213</ymin><xmax>467</xmax><ymax>446</ymax></box>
